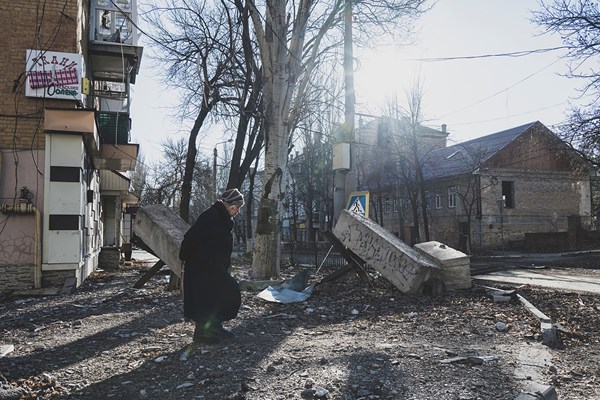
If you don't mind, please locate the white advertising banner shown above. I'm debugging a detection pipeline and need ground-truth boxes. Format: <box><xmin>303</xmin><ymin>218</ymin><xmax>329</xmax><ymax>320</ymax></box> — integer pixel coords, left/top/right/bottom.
<box><xmin>25</xmin><ymin>49</ymin><xmax>84</xmax><ymax>101</ymax></box>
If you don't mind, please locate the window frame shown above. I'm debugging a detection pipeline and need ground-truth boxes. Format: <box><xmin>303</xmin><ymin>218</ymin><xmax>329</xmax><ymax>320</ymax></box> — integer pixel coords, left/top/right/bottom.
<box><xmin>447</xmin><ymin>186</ymin><xmax>457</xmax><ymax>208</ymax></box>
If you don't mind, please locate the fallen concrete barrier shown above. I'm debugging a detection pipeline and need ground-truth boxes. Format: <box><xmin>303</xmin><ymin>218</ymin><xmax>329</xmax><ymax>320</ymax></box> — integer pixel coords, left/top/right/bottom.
<box><xmin>517</xmin><ymin>294</ymin><xmax>559</xmax><ymax>348</ymax></box>
<box><xmin>333</xmin><ymin>210</ymin><xmax>439</xmax><ymax>293</ymax></box>
<box><xmin>133</xmin><ymin>205</ymin><xmax>189</xmax><ymax>278</ymax></box>
<box><xmin>414</xmin><ymin>241</ymin><xmax>472</xmax><ymax>290</ymax></box>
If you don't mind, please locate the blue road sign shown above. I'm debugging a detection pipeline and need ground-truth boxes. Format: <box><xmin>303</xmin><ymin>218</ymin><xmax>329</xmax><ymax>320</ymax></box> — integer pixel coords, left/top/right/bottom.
<box><xmin>346</xmin><ymin>191</ymin><xmax>370</xmax><ymax>218</ymax></box>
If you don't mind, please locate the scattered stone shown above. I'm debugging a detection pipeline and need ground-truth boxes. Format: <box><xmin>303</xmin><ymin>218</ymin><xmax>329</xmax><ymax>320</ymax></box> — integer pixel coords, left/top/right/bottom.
<box><xmin>492</xmin><ymin>294</ymin><xmax>512</xmax><ymax>303</ymax></box>
<box><xmin>0</xmin><ymin>345</ymin><xmax>14</xmax><ymax>358</ymax></box>
<box><xmin>496</xmin><ymin>322</ymin><xmax>508</xmax><ymax>332</ymax></box>
<box><xmin>440</xmin><ymin>355</ymin><xmax>499</xmax><ymax>365</ymax></box>
<box><xmin>515</xmin><ymin>385</ymin><xmax>558</xmax><ymax>400</ymax></box>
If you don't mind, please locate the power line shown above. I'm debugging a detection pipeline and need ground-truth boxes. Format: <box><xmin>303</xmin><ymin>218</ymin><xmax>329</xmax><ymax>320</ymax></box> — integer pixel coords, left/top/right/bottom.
<box><xmin>436</xmin><ymin>58</ymin><xmax>563</xmax><ymax>119</ymax></box>
<box><xmin>411</xmin><ymin>46</ymin><xmax>572</xmax><ymax>62</ymax></box>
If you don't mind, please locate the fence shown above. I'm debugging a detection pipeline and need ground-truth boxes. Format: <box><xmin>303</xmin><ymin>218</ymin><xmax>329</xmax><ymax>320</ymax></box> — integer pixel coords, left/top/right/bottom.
<box><xmin>281</xmin><ymin>241</ymin><xmax>347</xmax><ymax>269</ymax></box>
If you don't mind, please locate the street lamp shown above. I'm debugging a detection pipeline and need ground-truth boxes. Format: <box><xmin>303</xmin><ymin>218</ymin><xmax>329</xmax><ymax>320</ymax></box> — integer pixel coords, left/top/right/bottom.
<box><xmin>213</xmin><ymin>139</ymin><xmax>233</xmax><ymax>201</ymax></box>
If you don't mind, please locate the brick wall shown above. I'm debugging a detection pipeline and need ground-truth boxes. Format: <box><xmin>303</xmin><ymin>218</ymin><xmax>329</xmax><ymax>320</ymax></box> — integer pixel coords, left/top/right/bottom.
<box><xmin>0</xmin><ymin>265</ymin><xmax>34</xmax><ymax>293</ymax></box>
<box><xmin>377</xmin><ymin>168</ymin><xmax>591</xmax><ymax>251</ymax></box>
<box><xmin>0</xmin><ymin>0</ymin><xmax>81</xmax><ymax>150</ymax></box>
<box><xmin>479</xmin><ymin>170</ymin><xmax>591</xmax><ymax>247</ymax></box>
<box><xmin>42</xmin><ymin>269</ymin><xmax>77</xmax><ymax>288</ymax></box>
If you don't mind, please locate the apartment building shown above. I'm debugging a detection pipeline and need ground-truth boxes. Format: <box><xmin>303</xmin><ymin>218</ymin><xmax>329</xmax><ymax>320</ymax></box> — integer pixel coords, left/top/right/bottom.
<box><xmin>0</xmin><ymin>0</ymin><xmax>142</xmax><ymax>293</ymax></box>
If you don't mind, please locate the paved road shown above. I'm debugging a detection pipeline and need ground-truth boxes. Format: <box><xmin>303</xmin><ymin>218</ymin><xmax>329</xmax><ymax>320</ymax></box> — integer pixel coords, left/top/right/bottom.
<box><xmin>473</xmin><ymin>269</ymin><xmax>600</xmax><ymax>295</ymax></box>
<box><xmin>471</xmin><ymin>250</ymin><xmax>600</xmax><ymax>295</ymax></box>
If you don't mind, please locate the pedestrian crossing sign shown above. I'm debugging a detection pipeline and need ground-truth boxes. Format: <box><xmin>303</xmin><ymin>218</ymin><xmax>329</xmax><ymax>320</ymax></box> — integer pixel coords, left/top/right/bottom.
<box><xmin>346</xmin><ymin>191</ymin><xmax>369</xmax><ymax>218</ymax></box>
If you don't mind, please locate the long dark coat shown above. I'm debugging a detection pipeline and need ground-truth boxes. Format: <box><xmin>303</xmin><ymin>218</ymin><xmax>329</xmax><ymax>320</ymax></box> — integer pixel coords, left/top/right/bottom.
<box><xmin>179</xmin><ymin>201</ymin><xmax>241</xmax><ymax>323</ymax></box>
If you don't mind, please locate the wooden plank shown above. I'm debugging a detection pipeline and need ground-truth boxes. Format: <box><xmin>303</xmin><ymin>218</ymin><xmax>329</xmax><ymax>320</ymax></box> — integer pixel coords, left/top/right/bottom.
<box><xmin>133</xmin><ymin>260</ymin><xmax>165</xmax><ymax>289</ymax></box>
<box><xmin>322</xmin><ymin>231</ymin><xmax>371</xmax><ymax>285</ymax></box>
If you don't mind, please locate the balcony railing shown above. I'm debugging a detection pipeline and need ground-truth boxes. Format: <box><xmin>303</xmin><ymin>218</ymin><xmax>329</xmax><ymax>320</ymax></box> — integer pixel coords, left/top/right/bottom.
<box><xmin>97</xmin><ymin>112</ymin><xmax>130</xmax><ymax>145</ymax></box>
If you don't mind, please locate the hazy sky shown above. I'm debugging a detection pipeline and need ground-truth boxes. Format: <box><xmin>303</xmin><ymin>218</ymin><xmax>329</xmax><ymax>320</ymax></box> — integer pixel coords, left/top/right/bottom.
<box><xmin>130</xmin><ymin>0</ymin><xmax>584</xmax><ymax>163</ymax></box>
<box><xmin>354</xmin><ymin>0</ymin><xmax>583</xmax><ymax>145</ymax></box>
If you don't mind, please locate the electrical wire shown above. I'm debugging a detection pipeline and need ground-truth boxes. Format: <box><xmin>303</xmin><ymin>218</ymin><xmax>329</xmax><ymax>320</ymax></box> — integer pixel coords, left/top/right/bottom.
<box><xmin>436</xmin><ymin>58</ymin><xmax>564</xmax><ymax>120</ymax></box>
<box><xmin>411</xmin><ymin>46</ymin><xmax>572</xmax><ymax>62</ymax></box>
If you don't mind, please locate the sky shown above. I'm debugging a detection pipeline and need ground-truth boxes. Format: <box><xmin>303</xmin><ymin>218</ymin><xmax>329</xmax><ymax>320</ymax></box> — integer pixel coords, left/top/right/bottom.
<box><xmin>130</xmin><ymin>0</ymin><xmax>585</xmax><ymax>163</ymax></box>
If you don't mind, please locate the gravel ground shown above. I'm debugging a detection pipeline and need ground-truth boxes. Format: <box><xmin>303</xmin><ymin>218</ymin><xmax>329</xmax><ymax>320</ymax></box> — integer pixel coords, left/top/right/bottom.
<box><xmin>1</xmin><ymin>251</ymin><xmax>599</xmax><ymax>400</ymax></box>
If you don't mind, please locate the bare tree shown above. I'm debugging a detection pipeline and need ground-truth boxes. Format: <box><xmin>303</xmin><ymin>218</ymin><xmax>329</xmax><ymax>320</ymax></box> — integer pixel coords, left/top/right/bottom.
<box><xmin>249</xmin><ymin>0</ymin><xmax>429</xmax><ymax>278</ymax></box>
<box><xmin>141</xmin><ymin>138</ymin><xmax>213</xmax><ymax>219</ymax></box>
<box><xmin>143</xmin><ymin>0</ymin><xmax>262</xmax><ymax>222</ymax></box>
<box><xmin>532</xmin><ymin>0</ymin><xmax>600</xmax><ymax>164</ymax></box>
<box><xmin>448</xmin><ymin>144</ymin><xmax>492</xmax><ymax>253</ymax></box>
<box><xmin>140</xmin><ymin>138</ymin><xmax>188</xmax><ymax>209</ymax></box>
<box><xmin>378</xmin><ymin>83</ymin><xmax>432</xmax><ymax>244</ymax></box>
<box><xmin>130</xmin><ymin>152</ymin><xmax>148</xmax><ymax>201</ymax></box>
<box><xmin>286</xmin><ymin>64</ymin><xmax>342</xmax><ymax>240</ymax></box>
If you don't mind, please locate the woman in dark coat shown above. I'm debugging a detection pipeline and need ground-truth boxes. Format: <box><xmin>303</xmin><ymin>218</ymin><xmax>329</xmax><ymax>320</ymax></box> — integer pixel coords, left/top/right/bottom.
<box><xmin>179</xmin><ymin>188</ymin><xmax>244</xmax><ymax>343</ymax></box>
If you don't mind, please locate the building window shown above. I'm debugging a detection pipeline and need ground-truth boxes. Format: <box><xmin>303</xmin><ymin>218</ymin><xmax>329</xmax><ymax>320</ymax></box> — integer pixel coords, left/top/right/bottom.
<box><xmin>435</xmin><ymin>191</ymin><xmax>443</xmax><ymax>209</ymax></box>
<box><xmin>93</xmin><ymin>0</ymin><xmax>134</xmax><ymax>44</ymax></box>
<box><xmin>393</xmin><ymin>199</ymin><xmax>398</xmax><ymax>213</ymax></box>
<box><xmin>50</xmin><ymin>166</ymin><xmax>81</xmax><ymax>182</ymax></box>
<box><xmin>384</xmin><ymin>197</ymin><xmax>390</xmax><ymax>214</ymax></box>
<box><xmin>502</xmin><ymin>181</ymin><xmax>514</xmax><ymax>208</ymax></box>
<box><xmin>448</xmin><ymin>186</ymin><xmax>457</xmax><ymax>208</ymax></box>
<box><xmin>49</xmin><ymin>215</ymin><xmax>80</xmax><ymax>230</ymax></box>
<box><xmin>425</xmin><ymin>191</ymin><xmax>431</xmax><ymax>209</ymax></box>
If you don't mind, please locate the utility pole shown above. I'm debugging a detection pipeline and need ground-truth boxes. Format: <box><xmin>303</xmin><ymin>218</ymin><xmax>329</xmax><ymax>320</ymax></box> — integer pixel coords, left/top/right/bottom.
<box><xmin>333</xmin><ymin>0</ymin><xmax>356</xmax><ymax>222</ymax></box>
<box><xmin>213</xmin><ymin>139</ymin><xmax>233</xmax><ymax>202</ymax></box>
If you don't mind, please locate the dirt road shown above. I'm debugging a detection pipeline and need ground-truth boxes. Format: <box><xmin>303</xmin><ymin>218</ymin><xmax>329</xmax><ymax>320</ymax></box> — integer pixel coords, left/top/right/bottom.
<box><xmin>1</xmin><ymin>253</ymin><xmax>599</xmax><ymax>399</ymax></box>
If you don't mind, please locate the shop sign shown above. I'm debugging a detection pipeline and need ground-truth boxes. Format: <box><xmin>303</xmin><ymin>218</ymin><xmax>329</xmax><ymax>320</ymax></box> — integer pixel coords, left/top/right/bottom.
<box><xmin>25</xmin><ymin>49</ymin><xmax>84</xmax><ymax>101</ymax></box>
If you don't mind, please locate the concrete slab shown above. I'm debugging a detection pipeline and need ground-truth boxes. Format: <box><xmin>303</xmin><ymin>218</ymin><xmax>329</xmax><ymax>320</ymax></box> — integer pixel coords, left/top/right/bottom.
<box><xmin>133</xmin><ymin>205</ymin><xmax>189</xmax><ymax>279</ymax></box>
<box><xmin>473</xmin><ymin>269</ymin><xmax>600</xmax><ymax>295</ymax></box>
<box><xmin>414</xmin><ymin>241</ymin><xmax>472</xmax><ymax>290</ymax></box>
<box><xmin>513</xmin><ymin>342</ymin><xmax>558</xmax><ymax>400</ymax></box>
<box><xmin>333</xmin><ymin>210</ymin><xmax>439</xmax><ymax>293</ymax></box>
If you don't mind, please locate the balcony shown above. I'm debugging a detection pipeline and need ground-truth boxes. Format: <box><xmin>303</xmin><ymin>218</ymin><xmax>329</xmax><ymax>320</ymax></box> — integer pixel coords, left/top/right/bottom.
<box><xmin>88</xmin><ymin>0</ymin><xmax>143</xmax><ymax>84</ymax></box>
<box><xmin>97</xmin><ymin>112</ymin><xmax>130</xmax><ymax>145</ymax></box>
<box><xmin>44</xmin><ymin>108</ymin><xmax>99</xmax><ymax>154</ymax></box>
<box><xmin>44</xmin><ymin>108</ymin><xmax>137</xmax><ymax>172</ymax></box>
<box><xmin>96</xmin><ymin>111</ymin><xmax>137</xmax><ymax>172</ymax></box>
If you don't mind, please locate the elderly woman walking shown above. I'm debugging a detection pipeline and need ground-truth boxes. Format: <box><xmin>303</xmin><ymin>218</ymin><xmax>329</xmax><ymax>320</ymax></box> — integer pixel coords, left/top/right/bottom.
<box><xmin>179</xmin><ymin>188</ymin><xmax>245</xmax><ymax>343</ymax></box>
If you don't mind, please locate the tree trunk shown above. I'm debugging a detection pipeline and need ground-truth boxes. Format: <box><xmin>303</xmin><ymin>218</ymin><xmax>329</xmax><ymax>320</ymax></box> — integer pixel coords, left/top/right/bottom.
<box><xmin>250</xmin><ymin>0</ymin><xmax>313</xmax><ymax>279</ymax></box>
<box><xmin>418</xmin><ymin>167</ymin><xmax>430</xmax><ymax>241</ymax></box>
<box><xmin>180</xmin><ymin>105</ymin><xmax>211</xmax><ymax>223</ymax></box>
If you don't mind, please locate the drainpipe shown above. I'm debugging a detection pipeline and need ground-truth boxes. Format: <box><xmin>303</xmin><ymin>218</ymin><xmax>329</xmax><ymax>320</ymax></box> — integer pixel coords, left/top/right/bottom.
<box><xmin>0</xmin><ymin>203</ymin><xmax>42</xmax><ymax>289</ymax></box>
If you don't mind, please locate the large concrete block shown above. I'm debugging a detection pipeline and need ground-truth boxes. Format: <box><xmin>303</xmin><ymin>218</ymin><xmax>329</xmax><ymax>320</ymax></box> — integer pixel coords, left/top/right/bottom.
<box><xmin>414</xmin><ymin>241</ymin><xmax>472</xmax><ymax>290</ymax></box>
<box><xmin>333</xmin><ymin>210</ymin><xmax>439</xmax><ymax>293</ymax></box>
<box><xmin>133</xmin><ymin>205</ymin><xmax>189</xmax><ymax>278</ymax></box>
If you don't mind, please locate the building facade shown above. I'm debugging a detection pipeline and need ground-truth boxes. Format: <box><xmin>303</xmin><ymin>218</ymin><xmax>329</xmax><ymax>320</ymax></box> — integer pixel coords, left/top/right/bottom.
<box><xmin>0</xmin><ymin>0</ymin><xmax>142</xmax><ymax>293</ymax></box>
<box><xmin>362</xmin><ymin>121</ymin><xmax>592</xmax><ymax>251</ymax></box>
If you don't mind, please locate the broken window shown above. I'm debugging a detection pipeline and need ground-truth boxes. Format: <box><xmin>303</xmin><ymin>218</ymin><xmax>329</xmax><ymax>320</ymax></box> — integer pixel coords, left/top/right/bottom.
<box><xmin>502</xmin><ymin>181</ymin><xmax>514</xmax><ymax>208</ymax></box>
<box><xmin>92</xmin><ymin>0</ymin><xmax>134</xmax><ymax>44</ymax></box>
